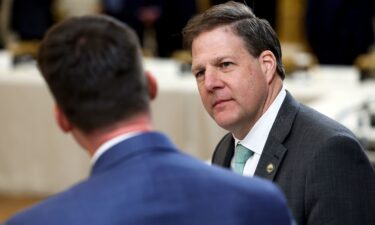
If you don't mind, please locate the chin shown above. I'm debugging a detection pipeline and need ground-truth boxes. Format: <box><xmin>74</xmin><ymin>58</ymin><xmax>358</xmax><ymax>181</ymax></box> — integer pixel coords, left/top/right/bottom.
<box><xmin>214</xmin><ymin>116</ymin><xmax>236</xmax><ymax>132</ymax></box>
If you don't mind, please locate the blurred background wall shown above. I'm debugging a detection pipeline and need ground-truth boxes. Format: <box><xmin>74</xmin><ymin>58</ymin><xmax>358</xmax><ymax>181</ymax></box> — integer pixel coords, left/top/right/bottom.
<box><xmin>0</xmin><ymin>0</ymin><xmax>374</xmax><ymax>67</ymax></box>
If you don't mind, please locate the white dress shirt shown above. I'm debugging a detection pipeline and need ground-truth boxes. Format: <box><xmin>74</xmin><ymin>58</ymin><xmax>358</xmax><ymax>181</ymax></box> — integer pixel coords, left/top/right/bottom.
<box><xmin>231</xmin><ymin>88</ymin><xmax>286</xmax><ymax>177</ymax></box>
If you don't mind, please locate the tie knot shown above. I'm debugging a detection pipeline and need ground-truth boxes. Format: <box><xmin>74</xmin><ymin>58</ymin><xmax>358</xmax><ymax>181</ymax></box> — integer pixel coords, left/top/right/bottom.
<box><xmin>234</xmin><ymin>144</ymin><xmax>253</xmax><ymax>163</ymax></box>
<box><xmin>233</xmin><ymin>144</ymin><xmax>254</xmax><ymax>174</ymax></box>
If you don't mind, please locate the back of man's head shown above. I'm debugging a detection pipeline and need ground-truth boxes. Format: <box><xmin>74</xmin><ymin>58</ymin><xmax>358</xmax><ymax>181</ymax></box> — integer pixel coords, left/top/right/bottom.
<box><xmin>38</xmin><ymin>15</ymin><xmax>150</xmax><ymax>133</ymax></box>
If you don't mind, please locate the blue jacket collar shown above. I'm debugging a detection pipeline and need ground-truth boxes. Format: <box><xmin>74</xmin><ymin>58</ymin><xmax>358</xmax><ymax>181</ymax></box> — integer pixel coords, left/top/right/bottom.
<box><xmin>91</xmin><ymin>131</ymin><xmax>177</xmax><ymax>175</ymax></box>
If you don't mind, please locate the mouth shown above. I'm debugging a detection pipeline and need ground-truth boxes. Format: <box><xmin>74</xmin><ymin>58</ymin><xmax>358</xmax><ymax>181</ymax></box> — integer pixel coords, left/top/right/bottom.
<box><xmin>212</xmin><ymin>99</ymin><xmax>232</xmax><ymax>108</ymax></box>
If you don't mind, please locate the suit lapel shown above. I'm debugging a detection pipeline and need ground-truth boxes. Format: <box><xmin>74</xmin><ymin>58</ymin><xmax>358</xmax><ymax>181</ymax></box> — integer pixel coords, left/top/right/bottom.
<box><xmin>254</xmin><ymin>139</ymin><xmax>287</xmax><ymax>180</ymax></box>
<box><xmin>212</xmin><ymin>133</ymin><xmax>234</xmax><ymax>168</ymax></box>
<box><xmin>254</xmin><ymin>91</ymin><xmax>300</xmax><ymax>180</ymax></box>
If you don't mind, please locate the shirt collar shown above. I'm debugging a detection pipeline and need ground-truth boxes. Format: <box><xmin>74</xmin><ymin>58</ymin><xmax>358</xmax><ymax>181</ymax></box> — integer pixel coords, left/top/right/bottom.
<box><xmin>234</xmin><ymin>88</ymin><xmax>286</xmax><ymax>155</ymax></box>
<box><xmin>91</xmin><ymin>131</ymin><xmax>142</xmax><ymax>166</ymax></box>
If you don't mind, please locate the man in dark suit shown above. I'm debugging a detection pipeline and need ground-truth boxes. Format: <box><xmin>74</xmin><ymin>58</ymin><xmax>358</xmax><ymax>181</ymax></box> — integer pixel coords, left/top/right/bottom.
<box><xmin>183</xmin><ymin>1</ymin><xmax>375</xmax><ymax>225</ymax></box>
<box><xmin>3</xmin><ymin>15</ymin><xmax>295</xmax><ymax>225</ymax></box>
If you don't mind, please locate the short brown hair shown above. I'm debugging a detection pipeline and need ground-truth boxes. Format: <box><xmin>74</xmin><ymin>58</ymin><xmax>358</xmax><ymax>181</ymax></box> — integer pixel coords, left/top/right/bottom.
<box><xmin>38</xmin><ymin>15</ymin><xmax>149</xmax><ymax>133</ymax></box>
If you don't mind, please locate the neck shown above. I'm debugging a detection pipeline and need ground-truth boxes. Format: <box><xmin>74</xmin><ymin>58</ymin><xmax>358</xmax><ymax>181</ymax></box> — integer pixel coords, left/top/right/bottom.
<box><xmin>72</xmin><ymin>113</ymin><xmax>153</xmax><ymax>156</ymax></box>
<box><xmin>262</xmin><ymin>77</ymin><xmax>283</xmax><ymax>116</ymax></box>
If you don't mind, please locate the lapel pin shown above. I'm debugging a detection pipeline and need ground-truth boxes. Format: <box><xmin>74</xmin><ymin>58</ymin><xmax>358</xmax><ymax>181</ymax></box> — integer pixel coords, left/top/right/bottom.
<box><xmin>266</xmin><ymin>163</ymin><xmax>274</xmax><ymax>174</ymax></box>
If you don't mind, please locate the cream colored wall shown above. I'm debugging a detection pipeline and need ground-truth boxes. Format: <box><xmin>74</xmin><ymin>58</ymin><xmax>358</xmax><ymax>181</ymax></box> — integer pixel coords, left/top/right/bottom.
<box><xmin>55</xmin><ymin>0</ymin><xmax>99</xmax><ymax>20</ymax></box>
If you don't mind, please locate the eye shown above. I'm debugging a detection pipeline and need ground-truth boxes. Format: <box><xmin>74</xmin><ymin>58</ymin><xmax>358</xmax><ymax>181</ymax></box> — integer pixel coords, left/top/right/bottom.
<box><xmin>220</xmin><ymin>61</ymin><xmax>233</xmax><ymax>69</ymax></box>
<box><xmin>195</xmin><ymin>69</ymin><xmax>205</xmax><ymax>78</ymax></box>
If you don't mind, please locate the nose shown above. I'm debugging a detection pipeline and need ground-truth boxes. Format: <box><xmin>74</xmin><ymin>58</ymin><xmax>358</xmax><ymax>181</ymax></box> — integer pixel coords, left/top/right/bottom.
<box><xmin>204</xmin><ymin>68</ymin><xmax>224</xmax><ymax>91</ymax></box>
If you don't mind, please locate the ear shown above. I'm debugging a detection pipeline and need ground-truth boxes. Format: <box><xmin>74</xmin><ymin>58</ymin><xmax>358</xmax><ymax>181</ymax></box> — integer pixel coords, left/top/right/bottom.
<box><xmin>54</xmin><ymin>105</ymin><xmax>73</xmax><ymax>133</ymax></box>
<box><xmin>145</xmin><ymin>71</ymin><xmax>158</xmax><ymax>100</ymax></box>
<box><xmin>258</xmin><ymin>50</ymin><xmax>277</xmax><ymax>84</ymax></box>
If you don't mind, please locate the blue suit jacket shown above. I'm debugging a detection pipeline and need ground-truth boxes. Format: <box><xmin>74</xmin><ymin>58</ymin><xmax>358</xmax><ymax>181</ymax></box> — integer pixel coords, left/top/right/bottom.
<box><xmin>5</xmin><ymin>132</ymin><xmax>294</xmax><ymax>225</ymax></box>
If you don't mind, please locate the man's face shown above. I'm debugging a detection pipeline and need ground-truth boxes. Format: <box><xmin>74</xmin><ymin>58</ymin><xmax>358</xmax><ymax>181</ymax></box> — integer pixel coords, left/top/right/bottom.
<box><xmin>191</xmin><ymin>26</ymin><xmax>270</xmax><ymax>138</ymax></box>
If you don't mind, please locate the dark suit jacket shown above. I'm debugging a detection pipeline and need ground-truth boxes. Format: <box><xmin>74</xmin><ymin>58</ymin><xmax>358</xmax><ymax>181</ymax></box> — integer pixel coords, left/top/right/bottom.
<box><xmin>5</xmin><ymin>132</ymin><xmax>294</xmax><ymax>225</ymax></box>
<box><xmin>212</xmin><ymin>92</ymin><xmax>375</xmax><ymax>225</ymax></box>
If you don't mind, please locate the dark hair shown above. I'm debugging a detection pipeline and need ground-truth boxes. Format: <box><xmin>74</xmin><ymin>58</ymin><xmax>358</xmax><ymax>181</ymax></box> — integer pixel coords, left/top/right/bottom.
<box><xmin>182</xmin><ymin>1</ymin><xmax>285</xmax><ymax>79</ymax></box>
<box><xmin>38</xmin><ymin>15</ymin><xmax>149</xmax><ymax>133</ymax></box>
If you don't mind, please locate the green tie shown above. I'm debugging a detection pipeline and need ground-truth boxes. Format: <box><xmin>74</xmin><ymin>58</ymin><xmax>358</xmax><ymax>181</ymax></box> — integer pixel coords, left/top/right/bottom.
<box><xmin>233</xmin><ymin>143</ymin><xmax>254</xmax><ymax>175</ymax></box>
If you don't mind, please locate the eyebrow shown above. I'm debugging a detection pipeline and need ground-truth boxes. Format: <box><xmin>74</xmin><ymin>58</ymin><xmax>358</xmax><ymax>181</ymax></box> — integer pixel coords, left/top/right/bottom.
<box><xmin>192</xmin><ymin>56</ymin><xmax>232</xmax><ymax>73</ymax></box>
<box><xmin>191</xmin><ymin>63</ymin><xmax>203</xmax><ymax>75</ymax></box>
